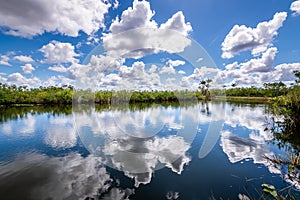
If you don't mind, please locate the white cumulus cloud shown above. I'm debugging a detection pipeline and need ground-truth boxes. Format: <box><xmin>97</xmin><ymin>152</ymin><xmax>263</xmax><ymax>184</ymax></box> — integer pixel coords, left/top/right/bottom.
<box><xmin>291</xmin><ymin>0</ymin><xmax>300</xmax><ymax>15</ymax></box>
<box><xmin>13</xmin><ymin>55</ymin><xmax>34</xmax><ymax>63</ymax></box>
<box><xmin>160</xmin><ymin>11</ymin><xmax>192</xmax><ymax>37</ymax></box>
<box><xmin>178</xmin><ymin>70</ymin><xmax>186</xmax><ymax>75</ymax></box>
<box><xmin>43</xmin><ymin>75</ymin><xmax>74</xmax><ymax>87</ymax></box>
<box><xmin>48</xmin><ymin>65</ymin><xmax>68</xmax><ymax>73</ymax></box>
<box><xmin>21</xmin><ymin>63</ymin><xmax>35</xmax><ymax>74</ymax></box>
<box><xmin>221</xmin><ymin>12</ymin><xmax>287</xmax><ymax>59</ymax></box>
<box><xmin>109</xmin><ymin>0</ymin><xmax>157</xmax><ymax>34</ymax></box>
<box><xmin>0</xmin><ymin>0</ymin><xmax>111</xmax><ymax>37</ymax></box>
<box><xmin>217</xmin><ymin>47</ymin><xmax>300</xmax><ymax>86</ymax></box>
<box><xmin>239</xmin><ymin>47</ymin><xmax>277</xmax><ymax>73</ymax></box>
<box><xmin>167</xmin><ymin>59</ymin><xmax>186</xmax><ymax>67</ymax></box>
<box><xmin>40</xmin><ymin>41</ymin><xmax>79</xmax><ymax>64</ymax></box>
<box><xmin>188</xmin><ymin>66</ymin><xmax>220</xmax><ymax>81</ymax></box>
<box><xmin>103</xmin><ymin>0</ymin><xmax>192</xmax><ymax>59</ymax></box>
<box><xmin>7</xmin><ymin>72</ymin><xmax>41</xmax><ymax>86</ymax></box>
<box><xmin>159</xmin><ymin>66</ymin><xmax>176</xmax><ymax>74</ymax></box>
<box><xmin>0</xmin><ymin>55</ymin><xmax>10</xmax><ymax>66</ymax></box>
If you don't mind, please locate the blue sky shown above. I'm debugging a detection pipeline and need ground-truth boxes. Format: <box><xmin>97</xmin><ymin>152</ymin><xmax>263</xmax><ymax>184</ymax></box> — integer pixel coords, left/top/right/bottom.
<box><xmin>0</xmin><ymin>0</ymin><xmax>299</xmax><ymax>89</ymax></box>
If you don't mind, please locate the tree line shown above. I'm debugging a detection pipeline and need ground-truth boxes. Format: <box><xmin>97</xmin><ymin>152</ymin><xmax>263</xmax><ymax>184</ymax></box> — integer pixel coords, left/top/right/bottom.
<box><xmin>0</xmin><ymin>70</ymin><xmax>299</xmax><ymax>105</ymax></box>
<box><xmin>0</xmin><ymin>83</ymin><xmax>204</xmax><ymax>105</ymax></box>
<box><xmin>0</xmin><ymin>82</ymin><xmax>298</xmax><ymax>105</ymax></box>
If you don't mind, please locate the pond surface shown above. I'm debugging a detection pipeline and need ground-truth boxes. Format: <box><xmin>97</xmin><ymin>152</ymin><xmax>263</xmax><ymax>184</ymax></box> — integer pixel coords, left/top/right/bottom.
<box><xmin>0</xmin><ymin>102</ymin><xmax>298</xmax><ymax>200</ymax></box>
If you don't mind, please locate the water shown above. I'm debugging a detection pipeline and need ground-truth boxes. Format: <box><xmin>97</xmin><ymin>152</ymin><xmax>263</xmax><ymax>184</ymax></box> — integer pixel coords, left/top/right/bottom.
<box><xmin>0</xmin><ymin>102</ymin><xmax>298</xmax><ymax>200</ymax></box>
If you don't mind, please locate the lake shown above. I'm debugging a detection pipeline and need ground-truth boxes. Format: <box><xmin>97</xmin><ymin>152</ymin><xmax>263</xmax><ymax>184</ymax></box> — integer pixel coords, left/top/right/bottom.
<box><xmin>0</xmin><ymin>102</ymin><xmax>299</xmax><ymax>200</ymax></box>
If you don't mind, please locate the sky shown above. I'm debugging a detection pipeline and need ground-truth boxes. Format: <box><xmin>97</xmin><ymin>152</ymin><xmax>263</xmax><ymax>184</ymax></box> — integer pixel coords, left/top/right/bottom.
<box><xmin>0</xmin><ymin>0</ymin><xmax>300</xmax><ymax>90</ymax></box>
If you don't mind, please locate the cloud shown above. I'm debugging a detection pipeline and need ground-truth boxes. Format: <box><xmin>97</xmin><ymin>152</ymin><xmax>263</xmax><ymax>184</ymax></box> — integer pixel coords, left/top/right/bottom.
<box><xmin>0</xmin><ymin>55</ymin><xmax>10</xmax><ymax>66</ymax></box>
<box><xmin>148</xmin><ymin>64</ymin><xmax>157</xmax><ymax>73</ymax></box>
<box><xmin>268</xmin><ymin>63</ymin><xmax>300</xmax><ymax>82</ymax></box>
<box><xmin>21</xmin><ymin>63</ymin><xmax>35</xmax><ymax>74</ymax></box>
<box><xmin>159</xmin><ymin>66</ymin><xmax>176</xmax><ymax>74</ymax></box>
<box><xmin>220</xmin><ymin>124</ymin><xmax>280</xmax><ymax>175</ymax></box>
<box><xmin>40</xmin><ymin>41</ymin><xmax>79</xmax><ymax>64</ymax></box>
<box><xmin>68</xmin><ymin>60</ymin><xmax>163</xmax><ymax>91</ymax></box>
<box><xmin>0</xmin><ymin>152</ymin><xmax>134</xmax><ymax>200</ymax></box>
<box><xmin>101</xmin><ymin>188</ymin><xmax>134</xmax><ymax>200</ymax></box>
<box><xmin>2</xmin><ymin>123</ymin><xmax>12</xmax><ymax>135</ymax></box>
<box><xmin>167</xmin><ymin>59</ymin><xmax>186</xmax><ymax>67</ymax></box>
<box><xmin>221</xmin><ymin>12</ymin><xmax>287</xmax><ymax>59</ymax></box>
<box><xmin>117</xmin><ymin>61</ymin><xmax>161</xmax><ymax>90</ymax></box>
<box><xmin>220</xmin><ymin>131</ymin><xmax>277</xmax><ymax>169</ymax></box>
<box><xmin>48</xmin><ymin>65</ymin><xmax>68</xmax><ymax>73</ymax></box>
<box><xmin>0</xmin><ymin>0</ymin><xmax>111</xmax><ymax>37</ymax></box>
<box><xmin>3</xmin><ymin>113</ymin><xmax>37</xmax><ymax>136</ymax></box>
<box><xmin>73</xmin><ymin>106</ymin><xmax>193</xmax><ymax>188</ymax></box>
<box><xmin>103</xmin><ymin>135</ymin><xmax>191</xmax><ymax>187</ymax></box>
<box><xmin>219</xmin><ymin>105</ymin><xmax>283</xmax><ymax>174</ymax></box>
<box><xmin>45</xmin><ymin>117</ymin><xmax>76</xmax><ymax>149</ymax></box>
<box><xmin>224</xmin><ymin>105</ymin><xmax>273</xmax><ymax>141</ymax></box>
<box><xmin>113</xmin><ymin>0</ymin><xmax>119</xmax><ymax>9</ymax></box>
<box><xmin>103</xmin><ymin>0</ymin><xmax>192</xmax><ymax>59</ymax></box>
<box><xmin>19</xmin><ymin>115</ymin><xmax>36</xmax><ymax>135</ymax></box>
<box><xmin>65</xmin><ymin>55</ymin><xmax>125</xmax><ymax>88</ymax></box>
<box><xmin>217</xmin><ymin>47</ymin><xmax>300</xmax><ymax>86</ymax></box>
<box><xmin>89</xmin><ymin>54</ymin><xmax>125</xmax><ymax>73</ymax></box>
<box><xmin>239</xmin><ymin>47</ymin><xmax>277</xmax><ymax>73</ymax></box>
<box><xmin>109</xmin><ymin>0</ymin><xmax>157</xmax><ymax>34</ymax></box>
<box><xmin>291</xmin><ymin>0</ymin><xmax>300</xmax><ymax>16</ymax></box>
<box><xmin>119</xmin><ymin>61</ymin><xmax>146</xmax><ymax>78</ymax></box>
<box><xmin>196</xmin><ymin>57</ymin><xmax>203</xmax><ymax>62</ymax></box>
<box><xmin>43</xmin><ymin>75</ymin><xmax>74</xmax><ymax>87</ymax></box>
<box><xmin>66</xmin><ymin>63</ymin><xmax>88</xmax><ymax>80</ymax></box>
<box><xmin>160</xmin><ymin>11</ymin><xmax>192</xmax><ymax>37</ymax></box>
<box><xmin>13</xmin><ymin>55</ymin><xmax>34</xmax><ymax>62</ymax></box>
<box><xmin>187</xmin><ymin>66</ymin><xmax>220</xmax><ymax>81</ymax></box>
<box><xmin>178</xmin><ymin>70</ymin><xmax>186</xmax><ymax>75</ymax></box>
<box><xmin>7</xmin><ymin>72</ymin><xmax>41</xmax><ymax>86</ymax></box>
<box><xmin>74</xmin><ymin>103</ymin><xmax>183</xmax><ymax>140</ymax></box>
<box><xmin>69</xmin><ymin>55</ymin><xmax>214</xmax><ymax>91</ymax></box>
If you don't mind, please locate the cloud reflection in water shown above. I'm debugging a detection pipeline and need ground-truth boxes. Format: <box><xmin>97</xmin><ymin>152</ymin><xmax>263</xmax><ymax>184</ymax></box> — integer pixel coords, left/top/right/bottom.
<box><xmin>73</xmin><ymin>105</ymin><xmax>194</xmax><ymax>187</ymax></box>
<box><xmin>0</xmin><ymin>153</ymin><xmax>134</xmax><ymax>200</ymax></box>
<box><xmin>103</xmin><ymin>135</ymin><xmax>191</xmax><ymax>187</ymax></box>
<box><xmin>220</xmin><ymin>105</ymin><xmax>281</xmax><ymax>174</ymax></box>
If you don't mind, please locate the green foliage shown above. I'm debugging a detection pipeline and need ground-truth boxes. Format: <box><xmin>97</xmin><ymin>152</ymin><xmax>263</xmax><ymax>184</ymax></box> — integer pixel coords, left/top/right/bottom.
<box><xmin>262</xmin><ymin>184</ymin><xmax>278</xmax><ymax>198</ymax></box>
<box><xmin>0</xmin><ymin>80</ymin><xmax>295</xmax><ymax>105</ymax></box>
<box><xmin>0</xmin><ymin>105</ymin><xmax>72</xmax><ymax>124</ymax></box>
<box><xmin>223</xmin><ymin>84</ymin><xmax>287</xmax><ymax>98</ymax></box>
<box><xmin>0</xmin><ymin>83</ymin><xmax>202</xmax><ymax>105</ymax></box>
<box><xmin>269</xmin><ymin>86</ymin><xmax>300</xmax><ymax>152</ymax></box>
<box><xmin>0</xmin><ymin>83</ymin><xmax>74</xmax><ymax>105</ymax></box>
<box><xmin>263</xmin><ymin>85</ymin><xmax>300</xmax><ymax>199</ymax></box>
<box><xmin>294</xmin><ymin>70</ymin><xmax>300</xmax><ymax>84</ymax></box>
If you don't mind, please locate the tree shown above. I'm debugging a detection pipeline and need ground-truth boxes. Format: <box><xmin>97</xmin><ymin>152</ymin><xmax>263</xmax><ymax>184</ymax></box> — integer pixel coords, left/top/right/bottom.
<box><xmin>263</xmin><ymin>82</ymin><xmax>286</xmax><ymax>97</ymax></box>
<box><xmin>294</xmin><ymin>70</ymin><xmax>300</xmax><ymax>84</ymax></box>
<box><xmin>199</xmin><ymin>79</ymin><xmax>212</xmax><ymax>99</ymax></box>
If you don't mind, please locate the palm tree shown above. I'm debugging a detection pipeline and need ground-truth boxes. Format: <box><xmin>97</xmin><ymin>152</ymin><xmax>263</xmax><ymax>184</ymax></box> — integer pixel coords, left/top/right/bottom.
<box><xmin>199</xmin><ymin>79</ymin><xmax>212</xmax><ymax>100</ymax></box>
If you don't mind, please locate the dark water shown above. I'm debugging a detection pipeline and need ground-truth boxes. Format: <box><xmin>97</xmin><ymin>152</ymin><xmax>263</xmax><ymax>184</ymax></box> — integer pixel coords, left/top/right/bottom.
<box><xmin>0</xmin><ymin>102</ymin><xmax>298</xmax><ymax>200</ymax></box>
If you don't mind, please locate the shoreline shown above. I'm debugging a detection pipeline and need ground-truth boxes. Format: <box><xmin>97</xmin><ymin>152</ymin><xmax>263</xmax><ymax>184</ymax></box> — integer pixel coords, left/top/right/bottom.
<box><xmin>0</xmin><ymin>96</ymin><xmax>272</xmax><ymax>106</ymax></box>
<box><xmin>212</xmin><ymin>96</ymin><xmax>271</xmax><ymax>103</ymax></box>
